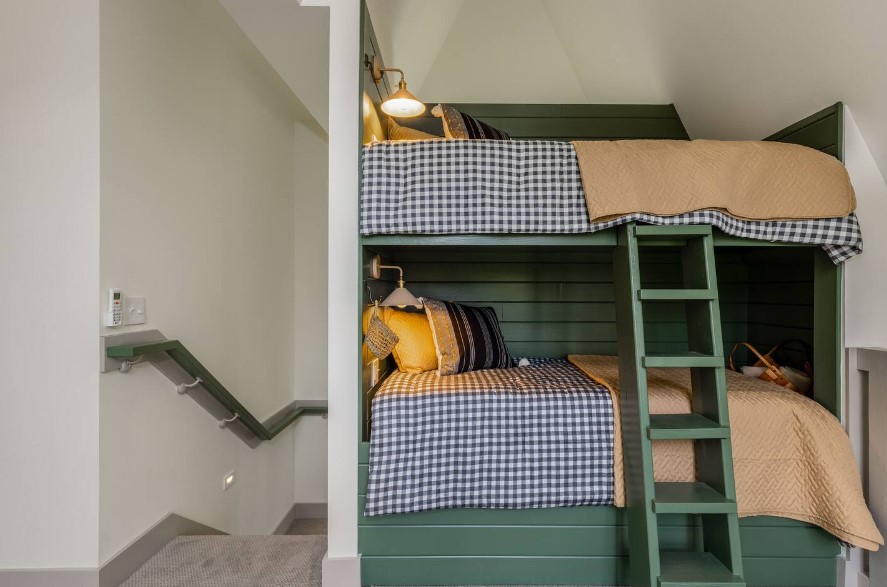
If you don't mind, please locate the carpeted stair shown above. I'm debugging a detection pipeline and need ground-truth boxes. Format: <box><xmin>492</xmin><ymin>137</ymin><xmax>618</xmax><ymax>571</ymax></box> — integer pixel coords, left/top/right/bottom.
<box><xmin>121</xmin><ymin>535</ymin><xmax>325</xmax><ymax>587</ymax></box>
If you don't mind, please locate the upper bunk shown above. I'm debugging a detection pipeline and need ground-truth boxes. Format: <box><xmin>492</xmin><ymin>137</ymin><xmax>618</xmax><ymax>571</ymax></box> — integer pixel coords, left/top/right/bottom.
<box><xmin>359</xmin><ymin>97</ymin><xmax>861</xmax><ymax>263</ymax></box>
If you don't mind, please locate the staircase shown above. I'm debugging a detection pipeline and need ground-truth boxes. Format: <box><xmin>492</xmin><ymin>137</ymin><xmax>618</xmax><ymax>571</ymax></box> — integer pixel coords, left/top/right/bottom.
<box><xmin>614</xmin><ymin>223</ymin><xmax>745</xmax><ymax>587</ymax></box>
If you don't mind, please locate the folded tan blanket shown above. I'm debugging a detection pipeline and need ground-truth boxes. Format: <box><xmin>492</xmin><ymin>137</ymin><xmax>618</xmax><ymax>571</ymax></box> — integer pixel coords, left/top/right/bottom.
<box><xmin>568</xmin><ymin>354</ymin><xmax>883</xmax><ymax>551</ymax></box>
<box><xmin>571</xmin><ymin>140</ymin><xmax>856</xmax><ymax>222</ymax></box>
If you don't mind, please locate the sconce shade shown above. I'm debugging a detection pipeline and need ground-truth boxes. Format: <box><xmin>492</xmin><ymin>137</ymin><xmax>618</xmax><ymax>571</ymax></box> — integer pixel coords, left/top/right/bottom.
<box><xmin>381</xmin><ymin>286</ymin><xmax>423</xmax><ymax>308</ymax></box>
<box><xmin>381</xmin><ymin>83</ymin><xmax>426</xmax><ymax>118</ymax></box>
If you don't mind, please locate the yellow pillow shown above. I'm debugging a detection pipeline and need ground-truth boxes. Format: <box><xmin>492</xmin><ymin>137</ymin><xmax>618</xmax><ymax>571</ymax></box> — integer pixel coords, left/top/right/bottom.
<box><xmin>385</xmin><ymin>309</ymin><xmax>438</xmax><ymax>374</ymax></box>
<box><xmin>388</xmin><ymin>117</ymin><xmax>439</xmax><ymax>141</ymax></box>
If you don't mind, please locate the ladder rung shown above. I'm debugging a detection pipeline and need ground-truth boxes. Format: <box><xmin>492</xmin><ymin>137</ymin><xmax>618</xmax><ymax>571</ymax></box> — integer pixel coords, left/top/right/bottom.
<box><xmin>638</xmin><ymin>289</ymin><xmax>716</xmax><ymax>301</ymax></box>
<box><xmin>648</xmin><ymin>414</ymin><xmax>730</xmax><ymax>440</ymax></box>
<box><xmin>643</xmin><ymin>352</ymin><xmax>723</xmax><ymax>368</ymax></box>
<box><xmin>653</xmin><ymin>482</ymin><xmax>736</xmax><ymax>515</ymax></box>
<box><xmin>634</xmin><ymin>225</ymin><xmax>713</xmax><ymax>239</ymax></box>
<box><xmin>658</xmin><ymin>551</ymin><xmax>744</xmax><ymax>587</ymax></box>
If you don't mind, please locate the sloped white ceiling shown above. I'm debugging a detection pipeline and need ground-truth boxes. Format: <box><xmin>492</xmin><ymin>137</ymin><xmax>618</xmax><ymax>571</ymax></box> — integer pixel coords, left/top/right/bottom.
<box><xmin>367</xmin><ymin>0</ymin><xmax>887</xmax><ymax>178</ymax></box>
<box><xmin>366</xmin><ymin>0</ymin><xmax>465</xmax><ymax>95</ymax></box>
<box><xmin>220</xmin><ymin>0</ymin><xmax>329</xmax><ymax>131</ymax></box>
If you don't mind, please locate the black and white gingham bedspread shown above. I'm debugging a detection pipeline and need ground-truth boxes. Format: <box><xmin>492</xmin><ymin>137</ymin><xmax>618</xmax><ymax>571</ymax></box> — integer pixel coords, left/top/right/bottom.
<box><xmin>361</xmin><ymin>140</ymin><xmax>862</xmax><ymax>263</ymax></box>
<box><xmin>364</xmin><ymin>359</ymin><xmax>615</xmax><ymax>516</ymax></box>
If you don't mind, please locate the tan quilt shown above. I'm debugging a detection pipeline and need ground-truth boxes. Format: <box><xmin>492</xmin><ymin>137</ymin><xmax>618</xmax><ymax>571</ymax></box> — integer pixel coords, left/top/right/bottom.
<box><xmin>571</xmin><ymin>140</ymin><xmax>856</xmax><ymax>222</ymax></box>
<box><xmin>568</xmin><ymin>354</ymin><xmax>883</xmax><ymax>551</ymax></box>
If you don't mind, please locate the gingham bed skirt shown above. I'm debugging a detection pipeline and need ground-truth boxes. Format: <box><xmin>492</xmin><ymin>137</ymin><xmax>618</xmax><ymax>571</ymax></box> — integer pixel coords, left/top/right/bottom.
<box><xmin>361</xmin><ymin>140</ymin><xmax>862</xmax><ymax>263</ymax></box>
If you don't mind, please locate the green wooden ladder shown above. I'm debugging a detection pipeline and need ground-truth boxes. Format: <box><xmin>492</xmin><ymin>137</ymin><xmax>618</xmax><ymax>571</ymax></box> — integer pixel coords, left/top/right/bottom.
<box><xmin>614</xmin><ymin>223</ymin><xmax>745</xmax><ymax>587</ymax></box>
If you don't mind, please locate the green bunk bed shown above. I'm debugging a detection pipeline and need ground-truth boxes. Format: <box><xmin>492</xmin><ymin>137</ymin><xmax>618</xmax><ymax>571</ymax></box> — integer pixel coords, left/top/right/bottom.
<box><xmin>355</xmin><ymin>8</ymin><xmax>868</xmax><ymax>587</ymax></box>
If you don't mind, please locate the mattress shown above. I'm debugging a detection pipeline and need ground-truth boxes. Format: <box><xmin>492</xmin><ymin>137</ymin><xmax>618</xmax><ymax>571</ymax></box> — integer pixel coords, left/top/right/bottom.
<box><xmin>361</xmin><ymin>140</ymin><xmax>862</xmax><ymax>263</ymax></box>
<box><xmin>364</xmin><ymin>359</ymin><xmax>615</xmax><ymax>516</ymax></box>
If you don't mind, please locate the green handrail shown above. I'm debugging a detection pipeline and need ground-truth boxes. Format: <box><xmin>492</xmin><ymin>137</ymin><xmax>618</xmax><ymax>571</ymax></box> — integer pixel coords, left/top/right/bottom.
<box><xmin>106</xmin><ymin>340</ymin><xmax>326</xmax><ymax>441</ymax></box>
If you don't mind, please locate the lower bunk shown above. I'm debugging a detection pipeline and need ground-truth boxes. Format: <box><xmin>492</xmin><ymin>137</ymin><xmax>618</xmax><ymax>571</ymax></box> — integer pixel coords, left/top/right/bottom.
<box><xmin>357</xmin><ymin>357</ymin><xmax>878</xmax><ymax>587</ymax></box>
<box><xmin>356</xmin><ymin>242</ymin><xmax>880</xmax><ymax>586</ymax></box>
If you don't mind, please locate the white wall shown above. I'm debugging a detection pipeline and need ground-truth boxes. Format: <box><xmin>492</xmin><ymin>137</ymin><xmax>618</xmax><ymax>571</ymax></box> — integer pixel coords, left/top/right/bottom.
<box><xmin>843</xmin><ymin>107</ymin><xmax>887</xmax><ymax>349</ymax></box>
<box><xmin>0</xmin><ymin>0</ymin><xmax>101</xmax><ymax>571</ymax></box>
<box><xmin>292</xmin><ymin>120</ymin><xmax>330</xmax><ymax>503</ymax></box>
<box><xmin>99</xmin><ymin>0</ymin><xmax>327</xmax><ymax>563</ymax></box>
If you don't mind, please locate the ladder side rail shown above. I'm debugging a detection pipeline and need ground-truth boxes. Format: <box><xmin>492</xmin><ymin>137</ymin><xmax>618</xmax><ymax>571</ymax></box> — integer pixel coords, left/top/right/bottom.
<box><xmin>615</xmin><ymin>223</ymin><xmax>660</xmax><ymax>587</ymax></box>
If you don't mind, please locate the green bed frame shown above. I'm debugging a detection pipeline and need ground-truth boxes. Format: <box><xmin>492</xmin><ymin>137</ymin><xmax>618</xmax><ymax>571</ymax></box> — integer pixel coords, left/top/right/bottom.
<box><xmin>359</xmin><ymin>7</ymin><xmax>845</xmax><ymax>586</ymax></box>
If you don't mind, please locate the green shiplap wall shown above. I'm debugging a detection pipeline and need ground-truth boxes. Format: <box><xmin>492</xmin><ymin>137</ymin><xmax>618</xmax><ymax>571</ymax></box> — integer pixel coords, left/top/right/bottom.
<box><xmin>399</xmin><ymin>103</ymin><xmax>689</xmax><ymax>142</ymax></box>
<box><xmin>379</xmin><ymin>246</ymin><xmax>749</xmax><ymax>360</ymax></box>
<box><xmin>765</xmin><ymin>102</ymin><xmax>844</xmax><ymax>160</ymax></box>
<box><xmin>745</xmin><ymin>248</ymin><xmax>815</xmax><ymax>368</ymax></box>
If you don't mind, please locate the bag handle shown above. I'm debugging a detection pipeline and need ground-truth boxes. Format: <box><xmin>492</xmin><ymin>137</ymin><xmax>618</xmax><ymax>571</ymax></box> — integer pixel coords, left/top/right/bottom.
<box><xmin>729</xmin><ymin>342</ymin><xmax>778</xmax><ymax>372</ymax></box>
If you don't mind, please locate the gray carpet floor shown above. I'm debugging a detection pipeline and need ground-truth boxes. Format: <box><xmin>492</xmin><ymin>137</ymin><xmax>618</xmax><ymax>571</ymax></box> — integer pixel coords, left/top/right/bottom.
<box><xmin>121</xmin><ymin>535</ymin><xmax>326</xmax><ymax>587</ymax></box>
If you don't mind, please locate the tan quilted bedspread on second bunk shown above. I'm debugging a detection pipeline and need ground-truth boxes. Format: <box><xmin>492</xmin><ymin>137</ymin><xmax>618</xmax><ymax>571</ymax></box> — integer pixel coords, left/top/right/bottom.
<box><xmin>571</xmin><ymin>139</ymin><xmax>856</xmax><ymax>222</ymax></box>
<box><xmin>568</xmin><ymin>354</ymin><xmax>883</xmax><ymax>551</ymax></box>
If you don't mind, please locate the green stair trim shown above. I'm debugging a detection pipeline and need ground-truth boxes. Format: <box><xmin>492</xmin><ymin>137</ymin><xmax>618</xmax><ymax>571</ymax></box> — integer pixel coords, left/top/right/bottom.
<box><xmin>106</xmin><ymin>340</ymin><xmax>327</xmax><ymax>443</ymax></box>
<box><xmin>643</xmin><ymin>352</ymin><xmax>724</xmax><ymax>368</ymax></box>
<box><xmin>658</xmin><ymin>551</ymin><xmax>744</xmax><ymax>587</ymax></box>
<box><xmin>639</xmin><ymin>289</ymin><xmax>717</xmax><ymax>301</ymax></box>
<box><xmin>648</xmin><ymin>414</ymin><xmax>730</xmax><ymax>440</ymax></box>
<box><xmin>653</xmin><ymin>482</ymin><xmax>737</xmax><ymax>515</ymax></box>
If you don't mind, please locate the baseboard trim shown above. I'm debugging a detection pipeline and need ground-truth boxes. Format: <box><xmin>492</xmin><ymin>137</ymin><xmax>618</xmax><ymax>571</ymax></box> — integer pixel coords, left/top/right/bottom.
<box><xmin>322</xmin><ymin>554</ymin><xmax>360</xmax><ymax>587</ymax></box>
<box><xmin>294</xmin><ymin>502</ymin><xmax>327</xmax><ymax>519</ymax></box>
<box><xmin>273</xmin><ymin>503</ymin><xmax>300</xmax><ymax>535</ymax></box>
<box><xmin>0</xmin><ymin>568</ymin><xmax>98</xmax><ymax>587</ymax></box>
<box><xmin>273</xmin><ymin>503</ymin><xmax>327</xmax><ymax>535</ymax></box>
<box><xmin>98</xmin><ymin>514</ymin><xmax>224</xmax><ymax>587</ymax></box>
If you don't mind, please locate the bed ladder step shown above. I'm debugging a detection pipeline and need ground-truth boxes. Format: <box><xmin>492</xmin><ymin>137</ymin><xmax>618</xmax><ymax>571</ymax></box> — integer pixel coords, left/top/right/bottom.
<box><xmin>638</xmin><ymin>288</ymin><xmax>717</xmax><ymax>301</ymax></box>
<box><xmin>648</xmin><ymin>414</ymin><xmax>730</xmax><ymax>440</ymax></box>
<box><xmin>652</xmin><ymin>482</ymin><xmax>737</xmax><ymax>514</ymax></box>
<box><xmin>658</xmin><ymin>552</ymin><xmax>744</xmax><ymax>587</ymax></box>
<box><xmin>643</xmin><ymin>352</ymin><xmax>723</xmax><ymax>368</ymax></box>
<box><xmin>614</xmin><ymin>222</ymin><xmax>744</xmax><ymax>587</ymax></box>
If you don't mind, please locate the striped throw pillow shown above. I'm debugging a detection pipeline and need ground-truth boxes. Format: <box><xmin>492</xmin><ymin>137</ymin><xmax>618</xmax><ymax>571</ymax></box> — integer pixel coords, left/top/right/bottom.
<box><xmin>432</xmin><ymin>104</ymin><xmax>511</xmax><ymax>141</ymax></box>
<box><xmin>423</xmin><ymin>299</ymin><xmax>512</xmax><ymax>375</ymax></box>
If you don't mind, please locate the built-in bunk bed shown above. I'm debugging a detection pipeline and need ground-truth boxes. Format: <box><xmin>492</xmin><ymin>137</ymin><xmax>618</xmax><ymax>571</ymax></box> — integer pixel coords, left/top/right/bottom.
<box><xmin>356</xmin><ymin>12</ymin><xmax>879</xmax><ymax>587</ymax></box>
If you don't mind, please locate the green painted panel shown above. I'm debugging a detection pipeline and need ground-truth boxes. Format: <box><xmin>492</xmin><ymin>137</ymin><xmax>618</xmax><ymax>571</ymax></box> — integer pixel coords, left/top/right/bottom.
<box><xmin>813</xmin><ymin>251</ymin><xmax>842</xmax><ymax>417</ymax></box>
<box><xmin>358</xmin><ymin>523</ymin><xmax>835</xmax><ymax>559</ymax></box>
<box><xmin>360</xmin><ymin>555</ymin><xmax>836</xmax><ymax>586</ymax></box>
<box><xmin>361</xmin><ymin>555</ymin><xmax>626</xmax><ymax>586</ymax></box>
<box><xmin>765</xmin><ymin>102</ymin><xmax>843</xmax><ymax>161</ymax></box>
<box><xmin>743</xmin><ymin>558</ymin><xmax>837</xmax><ymax>586</ymax></box>
<box><xmin>397</xmin><ymin>103</ymin><xmax>689</xmax><ymax>143</ymax></box>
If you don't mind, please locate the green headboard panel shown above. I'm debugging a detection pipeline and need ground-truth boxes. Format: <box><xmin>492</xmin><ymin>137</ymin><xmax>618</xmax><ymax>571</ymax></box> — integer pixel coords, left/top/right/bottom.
<box><xmin>398</xmin><ymin>103</ymin><xmax>689</xmax><ymax>142</ymax></box>
<box><xmin>765</xmin><ymin>102</ymin><xmax>844</xmax><ymax>161</ymax></box>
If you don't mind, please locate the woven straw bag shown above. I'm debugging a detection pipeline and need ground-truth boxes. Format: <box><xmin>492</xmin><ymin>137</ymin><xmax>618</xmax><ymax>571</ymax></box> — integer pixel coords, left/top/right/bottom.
<box><xmin>729</xmin><ymin>342</ymin><xmax>800</xmax><ymax>392</ymax></box>
<box><xmin>365</xmin><ymin>304</ymin><xmax>399</xmax><ymax>360</ymax></box>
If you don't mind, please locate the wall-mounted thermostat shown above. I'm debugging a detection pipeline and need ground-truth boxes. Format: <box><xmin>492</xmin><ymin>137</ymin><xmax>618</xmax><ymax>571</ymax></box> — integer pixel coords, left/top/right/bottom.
<box><xmin>106</xmin><ymin>288</ymin><xmax>123</xmax><ymax>327</ymax></box>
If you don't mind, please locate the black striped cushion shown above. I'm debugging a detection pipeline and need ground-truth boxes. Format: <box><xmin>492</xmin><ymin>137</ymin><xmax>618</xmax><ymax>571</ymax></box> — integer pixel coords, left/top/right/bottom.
<box><xmin>423</xmin><ymin>299</ymin><xmax>511</xmax><ymax>375</ymax></box>
<box><xmin>434</xmin><ymin>104</ymin><xmax>511</xmax><ymax>141</ymax></box>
